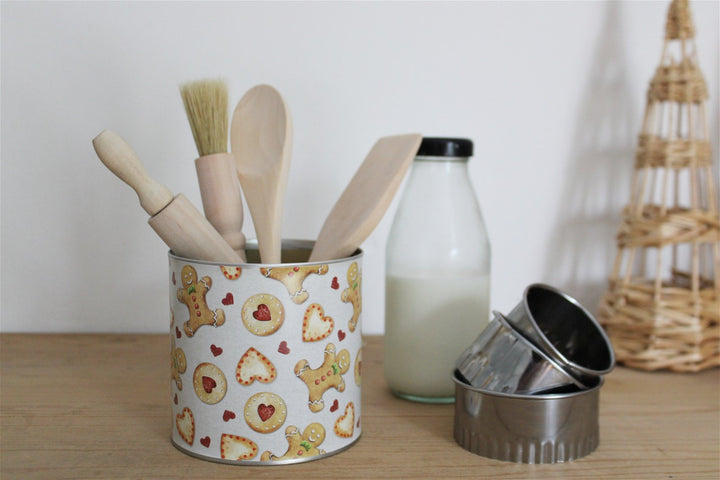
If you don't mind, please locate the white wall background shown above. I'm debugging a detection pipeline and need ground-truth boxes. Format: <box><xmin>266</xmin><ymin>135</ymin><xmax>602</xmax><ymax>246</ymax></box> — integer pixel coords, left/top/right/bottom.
<box><xmin>1</xmin><ymin>0</ymin><xmax>718</xmax><ymax>334</ymax></box>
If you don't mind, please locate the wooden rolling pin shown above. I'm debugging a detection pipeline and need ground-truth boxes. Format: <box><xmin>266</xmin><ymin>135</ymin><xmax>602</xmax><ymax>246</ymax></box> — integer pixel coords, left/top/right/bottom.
<box><xmin>92</xmin><ymin>130</ymin><xmax>243</xmax><ymax>264</ymax></box>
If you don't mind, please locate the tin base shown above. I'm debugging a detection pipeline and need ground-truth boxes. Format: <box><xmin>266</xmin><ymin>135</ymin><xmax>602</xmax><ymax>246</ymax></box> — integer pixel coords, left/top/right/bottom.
<box><xmin>172</xmin><ymin>434</ymin><xmax>362</xmax><ymax>466</ymax></box>
<box><xmin>392</xmin><ymin>390</ymin><xmax>454</xmax><ymax>404</ymax></box>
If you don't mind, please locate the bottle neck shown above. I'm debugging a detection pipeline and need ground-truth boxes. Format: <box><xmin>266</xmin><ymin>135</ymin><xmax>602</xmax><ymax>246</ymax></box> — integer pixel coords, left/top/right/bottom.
<box><xmin>414</xmin><ymin>155</ymin><xmax>470</xmax><ymax>164</ymax></box>
<box><xmin>409</xmin><ymin>155</ymin><xmax>472</xmax><ymax>185</ymax></box>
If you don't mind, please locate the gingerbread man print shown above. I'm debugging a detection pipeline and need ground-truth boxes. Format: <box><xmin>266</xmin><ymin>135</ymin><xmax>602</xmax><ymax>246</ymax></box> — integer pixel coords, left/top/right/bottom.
<box><xmin>260</xmin><ymin>423</ymin><xmax>326</xmax><ymax>461</ymax></box>
<box><xmin>295</xmin><ymin>343</ymin><xmax>350</xmax><ymax>412</ymax></box>
<box><xmin>340</xmin><ymin>261</ymin><xmax>362</xmax><ymax>332</ymax></box>
<box><xmin>177</xmin><ymin>265</ymin><xmax>225</xmax><ymax>337</ymax></box>
<box><xmin>260</xmin><ymin>264</ymin><xmax>329</xmax><ymax>304</ymax></box>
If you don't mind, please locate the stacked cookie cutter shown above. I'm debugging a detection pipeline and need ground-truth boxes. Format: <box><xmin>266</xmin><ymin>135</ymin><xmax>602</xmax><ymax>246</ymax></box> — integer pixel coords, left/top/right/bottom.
<box><xmin>453</xmin><ymin>283</ymin><xmax>615</xmax><ymax>464</ymax></box>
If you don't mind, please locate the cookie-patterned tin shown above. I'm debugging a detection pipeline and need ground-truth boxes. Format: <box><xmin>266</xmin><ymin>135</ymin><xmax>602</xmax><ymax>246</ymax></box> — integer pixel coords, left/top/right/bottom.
<box><xmin>169</xmin><ymin>240</ymin><xmax>362</xmax><ymax>465</ymax></box>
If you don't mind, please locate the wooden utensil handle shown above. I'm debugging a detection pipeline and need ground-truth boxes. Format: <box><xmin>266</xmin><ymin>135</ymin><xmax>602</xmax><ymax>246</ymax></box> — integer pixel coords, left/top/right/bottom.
<box><xmin>195</xmin><ymin>153</ymin><xmax>246</xmax><ymax>261</ymax></box>
<box><xmin>92</xmin><ymin>130</ymin><xmax>173</xmax><ymax>216</ymax></box>
<box><xmin>93</xmin><ymin>129</ymin><xmax>243</xmax><ymax>264</ymax></box>
<box><xmin>149</xmin><ymin>194</ymin><xmax>243</xmax><ymax>263</ymax></box>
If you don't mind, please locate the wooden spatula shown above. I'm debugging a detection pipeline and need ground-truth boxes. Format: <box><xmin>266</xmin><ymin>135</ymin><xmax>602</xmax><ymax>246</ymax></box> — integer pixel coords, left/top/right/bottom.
<box><xmin>308</xmin><ymin>134</ymin><xmax>422</xmax><ymax>262</ymax></box>
<box><xmin>230</xmin><ymin>85</ymin><xmax>292</xmax><ymax>264</ymax></box>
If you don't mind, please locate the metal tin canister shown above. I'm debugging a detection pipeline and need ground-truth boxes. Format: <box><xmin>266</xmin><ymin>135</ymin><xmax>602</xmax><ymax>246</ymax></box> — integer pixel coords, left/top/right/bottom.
<box><xmin>453</xmin><ymin>371</ymin><xmax>602</xmax><ymax>464</ymax></box>
<box><xmin>169</xmin><ymin>240</ymin><xmax>362</xmax><ymax>465</ymax></box>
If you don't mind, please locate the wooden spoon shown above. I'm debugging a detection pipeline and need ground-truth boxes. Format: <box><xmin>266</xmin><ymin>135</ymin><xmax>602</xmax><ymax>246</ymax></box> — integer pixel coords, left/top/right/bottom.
<box><xmin>230</xmin><ymin>85</ymin><xmax>292</xmax><ymax>264</ymax></box>
<box><xmin>308</xmin><ymin>133</ymin><xmax>422</xmax><ymax>262</ymax></box>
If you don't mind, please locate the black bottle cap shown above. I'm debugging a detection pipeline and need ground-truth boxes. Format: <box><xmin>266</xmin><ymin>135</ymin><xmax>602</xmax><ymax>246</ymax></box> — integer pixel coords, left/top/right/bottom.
<box><xmin>417</xmin><ymin>137</ymin><xmax>473</xmax><ymax>157</ymax></box>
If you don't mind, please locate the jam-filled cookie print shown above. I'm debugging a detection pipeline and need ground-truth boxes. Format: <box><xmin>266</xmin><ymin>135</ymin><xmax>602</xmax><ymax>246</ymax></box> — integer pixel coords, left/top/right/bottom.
<box><xmin>241</xmin><ymin>293</ymin><xmax>285</xmax><ymax>336</ymax></box>
<box><xmin>193</xmin><ymin>362</ymin><xmax>227</xmax><ymax>405</ymax></box>
<box><xmin>177</xmin><ymin>265</ymin><xmax>225</xmax><ymax>337</ymax></box>
<box><xmin>244</xmin><ymin>392</ymin><xmax>287</xmax><ymax>433</ymax></box>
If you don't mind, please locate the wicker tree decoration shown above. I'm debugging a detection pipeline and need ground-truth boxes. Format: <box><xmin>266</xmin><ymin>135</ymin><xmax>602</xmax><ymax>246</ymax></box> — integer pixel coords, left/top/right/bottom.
<box><xmin>598</xmin><ymin>0</ymin><xmax>719</xmax><ymax>372</ymax></box>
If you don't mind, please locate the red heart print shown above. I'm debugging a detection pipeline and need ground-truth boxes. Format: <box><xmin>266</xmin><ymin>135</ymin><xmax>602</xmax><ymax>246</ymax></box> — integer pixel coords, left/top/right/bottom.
<box><xmin>202</xmin><ymin>376</ymin><xmax>217</xmax><ymax>394</ymax></box>
<box><xmin>330</xmin><ymin>399</ymin><xmax>339</xmax><ymax>412</ymax></box>
<box><xmin>258</xmin><ymin>404</ymin><xmax>275</xmax><ymax>422</ymax></box>
<box><xmin>253</xmin><ymin>304</ymin><xmax>271</xmax><ymax>321</ymax></box>
<box><xmin>200</xmin><ymin>436</ymin><xmax>211</xmax><ymax>448</ymax></box>
<box><xmin>223</xmin><ymin>410</ymin><xmax>236</xmax><ymax>422</ymax></box>
<box><xmin>278</xmin><ymin>341</ymin><xmax>290</xmax><ymax>355</ymax></box>
<box><xmin>357</xmin><ymin>417</ymin><xmax>361</xmax><ymax>428</ymax></box>
<box><xmin>173</xmin><ymin>393</ymin><xmax>178</xmax><ymax>405</ymax></box>
<box><xmin>175</xmin><ymin>327</ymin><xmax>182</xmax><ymax>339</ymax></box>
<box><xmin>221</xmin><ymin>292</ymin><xmax>234</xmax><ymax>306</ymax></box>
<box><xmin>172</xmin><ymin>272</ymin><xmax>176</xmax><ymax>285</ymax></box>
<box><xmin>338</xmin><ymin>330</ymin><xmax>346</xmax><ymax>341</ymax></box>
<box><xmin>210</xmin><ymin>344</ymin><xmax>223</xmax><ymax>357</ymax></box>
<box><xmin>331</xmin><ymin>277</ymin><xmax>339</xmax><ymax>289</ymax></box>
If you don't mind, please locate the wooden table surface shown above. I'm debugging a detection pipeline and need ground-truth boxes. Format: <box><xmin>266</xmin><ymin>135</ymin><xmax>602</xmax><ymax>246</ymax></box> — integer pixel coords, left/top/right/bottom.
<box><xmin>1</xmin><ymin>334</ymin><xmax>718</xmax><ymax>479</ymax></box>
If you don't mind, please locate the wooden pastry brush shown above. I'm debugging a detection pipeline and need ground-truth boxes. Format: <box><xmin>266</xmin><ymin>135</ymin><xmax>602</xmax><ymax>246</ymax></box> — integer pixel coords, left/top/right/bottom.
<box><xmin>180</xmin><ymin>78</ymin><xmax>246</xmax><ymax>261</ymax></box>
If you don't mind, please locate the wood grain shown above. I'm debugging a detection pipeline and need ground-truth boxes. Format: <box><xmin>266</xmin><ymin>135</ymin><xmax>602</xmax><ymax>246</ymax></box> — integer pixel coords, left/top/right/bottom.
<box><xmin>230</xmin><ymin>84</ymin><xmax>292</xmax><ymax>264</ymax></box>
<box><xmin>308</xmin><ymin>134</ymin><xmax>422</xmax><ymax>262</ymax></box>
<box><xmin>1</xmin><ymin>334</ymin><xmax>718</xmax><ymax>479</ymax></box>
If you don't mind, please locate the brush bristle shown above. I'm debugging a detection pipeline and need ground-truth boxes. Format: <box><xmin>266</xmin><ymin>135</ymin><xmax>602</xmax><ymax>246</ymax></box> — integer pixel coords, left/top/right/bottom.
<box><xmin>180</xmin><ymin>79</ymin><xmax>229</xmax><ymax>157</ymax></box>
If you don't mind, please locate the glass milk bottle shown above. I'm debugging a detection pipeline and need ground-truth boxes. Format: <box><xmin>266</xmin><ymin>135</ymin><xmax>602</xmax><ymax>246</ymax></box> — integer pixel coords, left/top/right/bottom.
<box><xmin>384</xmin><ymin>137</ymin><xmax>491</xmax><ymax>403</ymax></box>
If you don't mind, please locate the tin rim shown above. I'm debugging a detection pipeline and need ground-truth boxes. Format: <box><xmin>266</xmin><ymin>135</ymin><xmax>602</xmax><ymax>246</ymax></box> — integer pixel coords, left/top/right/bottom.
<box><xmin>171</xmin><ymin>433</ymin><xmax>362</xmax><ymax>466</ymax></box>
<box><xmin>168</xmin><ymin>239</ymin><xmax>363</xmax><ymax>267</ymax></box>
<box><xmin>452</xmin><ymin>369</ymin><xmax>603</xmax><ymax>400</ymax></box>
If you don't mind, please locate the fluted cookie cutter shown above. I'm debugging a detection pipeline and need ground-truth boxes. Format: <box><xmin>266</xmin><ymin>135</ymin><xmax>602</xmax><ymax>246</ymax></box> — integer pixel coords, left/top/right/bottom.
<box><xmin>505</xmin><ymin>283</ymin><xmax>615</xmax><ymax>384</ymax></box>
<box><xmin>456</xmin><ymin>312</ymin><xmax>587</xmax><ymax>395</ymax></box>
<box><xmin>453</xmin><ymin>371</ymin><xmax>602</xmax><ymax>463</ymax></box>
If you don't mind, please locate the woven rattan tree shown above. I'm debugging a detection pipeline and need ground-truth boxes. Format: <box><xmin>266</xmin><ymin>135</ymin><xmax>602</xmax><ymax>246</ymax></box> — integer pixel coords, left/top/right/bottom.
<box><xmin>598</xmin><ymin>0</ymin><xmax>719</xmax><ymax>372</ymax></box>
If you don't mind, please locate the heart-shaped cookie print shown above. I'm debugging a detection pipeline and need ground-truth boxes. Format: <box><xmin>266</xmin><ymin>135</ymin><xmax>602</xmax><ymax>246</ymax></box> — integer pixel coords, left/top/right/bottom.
<box><xmin>253</xmin><ymin>304</ymin><xmax>271</xmax><ymax>321</ymax></box>
<box><xmin>236</xmin><ymin>347</ymin><xmax>277</xmax><ymax>385</ymax></box>
<box><xmin>278</xmin><ymin>341</ymin><xmax>290</xmax><ymax>355</ymax></box>
<box><xmin>221</xmin><ymin>292</ymin><xmax>234</xmax><ymax>306</ymax></box>
<box><xmin>334</xmin><ymin>402</ymin><xmax>355</xmax><ymax>438</ymax></box>
<box><xmin>200</xmin><ymin>436</ymin><xmax>211</xmax><ymax>448</ymax></box>
<box><xmin>257</xmin><ymin>403</ymin><xmax>275</xmax><ymax>422</ymax></box>
<box><xmin>223</xmin><ymin>410</ymin><xmax>236</xmax><ymax>422</ymax></box>
<box><xmin>302</xmin><ymin>303</ymin><xmax>334</xmax><ymax>342</ymax></box>
<box><xmin>175</xmin><ymin>407</ymin><xmax>194</xmax><ymax>445</ymax></box>
<box><xmin>220</xmin><ymin>434</ymin><xmax>258</xmax><ymax>461</ymax></box>
<box><xmin>210</xmin><ymin>344</ymin><xmax>223</xmax><ymax>357</ymax></box>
